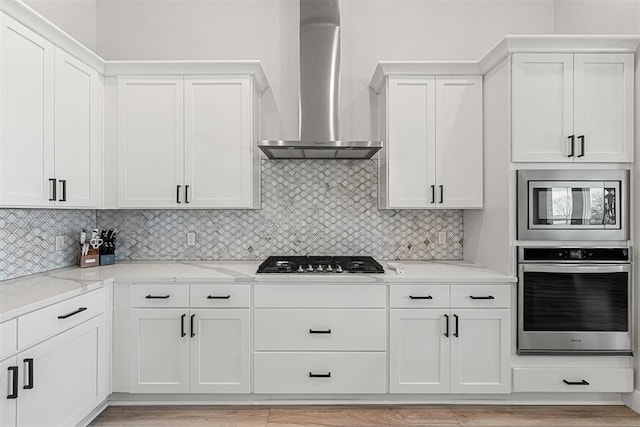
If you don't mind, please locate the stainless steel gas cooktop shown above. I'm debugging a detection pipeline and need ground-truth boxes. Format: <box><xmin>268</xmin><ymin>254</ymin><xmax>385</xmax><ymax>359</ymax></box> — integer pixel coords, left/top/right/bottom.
<box><xmin>256</xmin><ymin>256</ymin><xmax>384</xmax><ymax>274</ymax></box>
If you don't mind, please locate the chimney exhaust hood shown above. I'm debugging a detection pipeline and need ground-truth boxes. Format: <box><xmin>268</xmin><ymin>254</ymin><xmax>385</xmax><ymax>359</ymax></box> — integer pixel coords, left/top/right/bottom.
<box><xmin>258</xmin><ymin>0</ymin><xmax>382</xmax><ymax>159</ymax></box>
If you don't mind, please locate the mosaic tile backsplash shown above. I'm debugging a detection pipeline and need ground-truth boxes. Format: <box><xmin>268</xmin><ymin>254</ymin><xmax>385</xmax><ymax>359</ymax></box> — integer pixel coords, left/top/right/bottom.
<box><xmin>0</xmin><ymin>209</ymin><xmax>96</xmax><ymax>281</ymax></box>
<box><xmin>97</xmin><ymin>160</ymin><xmax>463</xmax><ymax>261</ymax></box>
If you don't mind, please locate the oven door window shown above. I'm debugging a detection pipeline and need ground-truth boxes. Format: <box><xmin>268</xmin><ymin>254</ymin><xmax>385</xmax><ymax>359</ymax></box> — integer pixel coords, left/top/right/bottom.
<box><xmin>529</xmin><ymin>181</ymin><xmax>619</xmax><ymax>229</ymax></box>
<box><xmin>523</xmin><ymin>271</ymin><xmax>628</xmax><ymax>332</ymax></box>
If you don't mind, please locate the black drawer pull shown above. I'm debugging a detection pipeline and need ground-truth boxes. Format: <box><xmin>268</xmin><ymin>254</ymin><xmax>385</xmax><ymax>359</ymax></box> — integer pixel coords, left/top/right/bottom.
<box><xmin>146</xmin><ymin>295</ymin><xmax>170</xmax><ymax>299</ymax></box>
<box><xmin>309</xmin><ymin>329</ymin><xmax>332</xmax><ymax>334</ymax></box>
<box><xmin>469</xmin><ymin>295</ymin><xmax>494</xmax><ymax>300</ymax></box>
<box><xmin>409</xmin><ymin>295</ymin><xmax>433</xmax><ymax>300</ymax></box>
<box><xmin>207</xmin><ymin>295</ymin><xmax>231</xmax><ymax>299</ymax></box>
<box><xmin>563</xmin><ymin>379</ymin><xmax>589</xmax><ymax>386</ymax></box>
<box><xmin>23</xmin><ymin>358</ymin><xmax>33</xmax><ymax>390</ymax></box>
<box><xmin>181</xmin><ymin>314</ymin><xmax>186</xmax><ymax>337</ymax></box>
<box><xmin>444</xmin><ymin>314</ymin><xmax>449</xmax><ymax>338</ymax></box>
<box><xmin>453</xmin><ymin>314</ymin><xmax>459</xmax><ymax>337</ymax></box>
<box><xmin>190</xmin><ymin>314</ymin><xmax>196</xmax><ymax>338</ymax></box>
<box><xmin>309</xmin><ymin>372</ymin><xmax>331</xmax><ymax>378</ymax></box>
<box><xmin>7</xmin><ymin>366</ymin><xmax>18</xmax><ymax>399</ymax></box>
<box><xmin>57</xmin><ymin>307</ymin><xmax>87</xmax><ymax>319</ymax></box>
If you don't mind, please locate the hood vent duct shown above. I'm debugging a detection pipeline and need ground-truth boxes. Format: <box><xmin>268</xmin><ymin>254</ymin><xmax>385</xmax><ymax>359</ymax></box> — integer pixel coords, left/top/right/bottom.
<box><xmin>258</xmin><ymin>0</ymin><xmax>382</xmax><ymax>159</ymax></box>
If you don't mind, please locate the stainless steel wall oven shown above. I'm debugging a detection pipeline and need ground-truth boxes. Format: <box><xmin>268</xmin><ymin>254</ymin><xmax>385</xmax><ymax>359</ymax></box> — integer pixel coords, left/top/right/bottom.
<box><xmin>517</xmin><ymin>247</ymin><xmax>631</xmax><ymax>355</ymax></box>
<box><xmin>517</xmin><ymin>170</ymin><xmax>629</xmax><ymax>241</ymax></box>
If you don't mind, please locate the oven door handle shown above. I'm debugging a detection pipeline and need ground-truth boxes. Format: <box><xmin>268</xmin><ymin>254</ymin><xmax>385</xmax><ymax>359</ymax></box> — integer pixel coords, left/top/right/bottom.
<box><xmin>519</xmin><ymin>264</ymin><xmax>630</xmax><ymax>274</ymax></box>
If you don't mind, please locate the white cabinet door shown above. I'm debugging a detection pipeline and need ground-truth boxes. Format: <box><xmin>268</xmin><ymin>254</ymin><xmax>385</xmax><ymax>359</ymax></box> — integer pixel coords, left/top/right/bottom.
<box><xmin>435</xmin><ymin>77</ymin><xmax>483</xmax><ymax>208</ymax></box>
<box><xmin>387</xmin><ymin>76</ymin><xmax>436</xmax><ymax>208</ymax></box>
<box><xmin>0</xmin><ymin>14</ymin><xmax>55</xmax><ymax>207</ymax></box>
<box><xmin>129</xmin><ymin>309</ymin><xmax>189</xmax><ymax>393</ymax></box>
<box><xmin>54</xmin><ymin>48</ymin><xmax>100</xmax><ymax>208</ymax></box>
<box><xmin>389</xmin><ymin>309</ymin><xmax>449</xmax><ymax>393</ymax></box>
<box><xmin>450</xmin><ymin>309</ymin><xmax>510</xmax><ymax>394</ymax></box>
<box><xmin>0</xmin><ymin>357</ymin><xmax>17</xmax><ymax>427</ymax></box>
<box><xmin>512</xmin><ymin>53</ymin><xmax>574</xmax><ymax>162</ymax></box>
<box><xmin>574</xmin><ymin>54</ymin><xmax>633</xmax><ymax>163</ymax></box>
<box><xmin>184</xmin><ymin>77</ymin><xmax>256</xmax><ymax>208</ymax></box>
<box><xmin>16</xmin><ymin>316</ymin><xmax>107</xmax><ymax>427</ymax></box>
<box><xmin>118</xmin><ymin>77</ymin><xmax>184</xmax><ymax>208</ymax></box>
<box><xmin>190</xmin><ymin>309</ymin><xmax>250</xmax><ymax>393</ymax></box>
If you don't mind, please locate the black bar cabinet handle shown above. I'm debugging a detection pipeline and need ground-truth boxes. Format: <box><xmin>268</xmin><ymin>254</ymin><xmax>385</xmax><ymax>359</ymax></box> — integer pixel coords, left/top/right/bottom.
<box><xmin>49</xmin><ymin>178</ymin><xmax>57</xmax><ymax>201</ymax></box>
<box><xmin>190</xmin><ymin>314</ymin><xmax>195</xmax><ymax>337</ymax></box>
<box><xmin>309</xmin><ymin>329</ymin><xmax>332</xmax><ymax>334</ymax></box>
<box><xmin>309</xmin><ymin>372</ymin><xmax>331</xmax><ymax>378</ymax></box>
<box><xmin>146</xmin><ymin>294</ymin><xmax>170</xmax><ymax>299</ymax></box>
<box><xmin>453</xmin><ymin>314</ymin><xmax>459</xmax><ymax>337</ymax></box>
<box><xmin>185</xmin><ymin>185</ymin><xmax>190</xmax><ymax>204</ymax></box>
<box><xmin>409</xmin><ymin>295</ymin><xmax>433</xmax><ymax>300</ymax></box>
<box><xmin>57</xmin><ymin>307</ymin><xmax>87</xmax><ymax>319</ymax></box>
<box><xmin>439</xmin><ymin>185</ymin><xmax>444</xmax><ymax>204</ymax></box>
<box><xmin>207</xmin><ymin>295</ymin><xmax>231</xmax><ymax>299</ymax></box>
<box><xmin>58</xmin><ymin>179</ymin><xmax>67</xmax><ymax>202</ymax></box>
<box><xmin>23</xmin><ymin>359</ymin><xmax>33</xmax><ymax>390</ymax></box>
<box><xmin>577</xmin><ymin>135</ymin><xmax>585</xmax><ymax>158</ymax></box>
<box><xmin>567</xmin><ymin>135</ymin><xmax>575</xmax><ymax>157</ymax></box>
<box><xmin>563</xmin><ymin>379</ymin><xmax>589</xmax><ymax>386</ymax></box>
<box><xmin>7</xmin><ymin>366</ymin><xmax>18</xmax><ymax>399</ymax></box>
<box><xmin>430</xmin><ymin>185</ymin><xmax>435</xmax><ymax>204</ymax></box>
<box><xmin>444</xmin><ymin>314</ymin><xmax>449</xmax><ymax>338</ymax></box>
<box><xmin>181</xmin><ymin>314</ymin><xmax>186</xmax><ymax>337</ymax></box>
<box><xmin>469</xmin><ymin>295</ymin><xmax>495</xmax><ymax>300</ymax></box>
<box><xmin>176</xmin><ymin>185</ymin><xmax>181</xmax><ymax>203</ymax></box>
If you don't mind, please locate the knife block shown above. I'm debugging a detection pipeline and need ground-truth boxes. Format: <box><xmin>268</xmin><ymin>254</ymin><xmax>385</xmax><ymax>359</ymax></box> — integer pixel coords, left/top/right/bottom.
<box><xmin>79</xmin><ymin>246</ymin><xmax>100</xmax><ymax>268</ymax></box>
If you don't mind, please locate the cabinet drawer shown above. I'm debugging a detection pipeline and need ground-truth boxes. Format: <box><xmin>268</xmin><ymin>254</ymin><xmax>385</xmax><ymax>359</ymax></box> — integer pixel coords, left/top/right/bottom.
<box><xmin>190</xmin><ymin>284</ymin><xmax>250</xmax><ymax>308</ymax></box>
<box><xmin>254</xmin><ymin>309</ymin><xmax>386</xmax><ymax>351</ymax></box>
<box><xmin>450</xmin><ymin>284</ymin><xmax>510</xmax><ymax>308</ymax></box>
<box><xmin>254</xmin><ymin>284</ymin><xmax>385</xmax><ymax>308</ymax></box>
<box><xmin>513</xmin><ymin>367</ymin><xmax>633</xmax><ymax>393</ymax></box>
<box><xmin>254</xmin><ymin>352</ymin><xmax>386</xmax><ymax>394</ymax></box>
<box><xmin>390</xmin><ymin>285</ymin><xmax>449</xmax><ymax>308</ymax></box>
<box><xmin>0</xmin><ymin>319</ymin><xmax>17</xmax><ymax>359</ymax></box>
<box><xmin>129</xmin><ymin>284</ymin><xmax>189</xmax><ymax>308</ymax></box>
<box><xmin>18</xmin><ymin>287</ymin><xmax>106</xmax><ymax>349</ymax></box>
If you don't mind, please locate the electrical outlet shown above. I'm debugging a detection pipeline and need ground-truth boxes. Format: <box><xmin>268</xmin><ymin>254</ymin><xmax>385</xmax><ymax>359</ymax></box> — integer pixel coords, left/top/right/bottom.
<box><xmin>55</xmin><ymin>235</ymin><xmax>65</xmax><ymax>251</ymax></box>
<box><xmin>438</xmin><ymin>231</ymin><xmax>447</xmax><ymax>245</ymax></box>
<box><xmin>187</xmin><ymin>232</ymin><xmax>196</xmax><ymax>246</ymax></box>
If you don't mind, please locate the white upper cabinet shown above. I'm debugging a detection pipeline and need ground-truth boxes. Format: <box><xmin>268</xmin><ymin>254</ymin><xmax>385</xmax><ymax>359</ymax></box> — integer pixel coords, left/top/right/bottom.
<box><xmin>375</xmin><ymin>72</ymin><xmax>483</xmax><ymax>209</ymax></box>
<box><xmin>0</xmin><ymin>13</ymin><xmax>101</xmax><ymax>208</ymax></box>
<box><xmin>117</xmin><ymin>72</ymin><xmax>262</xmax><ymax>209</ymax></box>
<box><xmin>117</xmin><ymin>77</ymin><xmax>185</xmax><ymax>208</ymax></box>
<box><xmin>0</xmin><ymin>14</ymin><xmax>55</xmax><ymax>207</ymax></box>
<box><xmin>184</xmin><ymin>77</ymin><xmax>258</xmax><ymax>208</ymax></box>
<box><xmin>512</xmin><ymin>53</ymin><xmax>633</xmax><ymax>163</ymax></box>
<box><xmin>54</xmin><ymin>48</ymin><xmax>101</xmax><ymax>208</ymax></box>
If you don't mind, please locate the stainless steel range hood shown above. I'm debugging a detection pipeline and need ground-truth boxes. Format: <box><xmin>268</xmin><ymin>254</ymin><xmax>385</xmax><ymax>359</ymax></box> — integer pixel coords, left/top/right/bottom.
<box><xmin>258</xmin><ymin>0</ymin><xmax>382</xmax><ymax>159</ymax></box>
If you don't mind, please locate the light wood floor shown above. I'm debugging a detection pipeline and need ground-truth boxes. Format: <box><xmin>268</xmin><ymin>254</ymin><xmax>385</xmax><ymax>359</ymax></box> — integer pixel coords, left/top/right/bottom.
<box><xmin>90</xmin><ymin>404</ymin><xmax>640</xmax><ymax>426</ymax></box>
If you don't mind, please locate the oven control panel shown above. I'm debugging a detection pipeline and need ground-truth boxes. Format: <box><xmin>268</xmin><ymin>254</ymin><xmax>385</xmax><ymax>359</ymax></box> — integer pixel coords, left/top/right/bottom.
<box><xmin>520</xmin><ymin>247</ymin><xmax>630</xmax><ymax>262</ymax></box>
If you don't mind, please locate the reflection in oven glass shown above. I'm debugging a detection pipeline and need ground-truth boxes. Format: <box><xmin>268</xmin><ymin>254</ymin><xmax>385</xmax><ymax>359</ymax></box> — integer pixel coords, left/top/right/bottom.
<box><xmin>533</xmin><ymin>187</ymin><xmax>616</xmax><ymax>226</ymax></box>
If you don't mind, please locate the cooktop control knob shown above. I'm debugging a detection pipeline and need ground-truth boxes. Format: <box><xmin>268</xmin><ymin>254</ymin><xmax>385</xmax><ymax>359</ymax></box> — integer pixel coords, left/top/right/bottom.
<box><xmin>317</xmin><ymin>264</ymin><xmax>324</xmax><ymax>272</ymax></box>
<box><xmin>307</xmin><ymin>264</ymin><xmax>314</xmax><ymax>272</ymax></box>
<box><xmin>326</xmin><ymin>265</ymin><xmax>333</xmax><ymax>272</ymax></box>
<box><xmin>297</xmin><ymin>265</ymin><xmax>304</xmax><ymax>273</ymax></box>
<box><xmin>336</xmin><ymin>265</ymin><xmax>343</xmax><ymax>273</ymax></box>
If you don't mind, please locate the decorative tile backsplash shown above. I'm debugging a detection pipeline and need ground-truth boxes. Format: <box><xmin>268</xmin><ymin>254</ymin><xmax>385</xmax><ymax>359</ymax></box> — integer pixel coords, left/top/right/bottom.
<box><xmin>1</xmin><ymin>160</ymin><xmax>463</xmax><ymax>281</ymax></box>
<box><xmin>0</xmin><ymin>209</ymin><xmax>96</xmax><ymax>281</ymax></box>
<box><xmin>98</xmin><ymin>160</ymin><xmax>463</xmax><ymax>261</ymax></box>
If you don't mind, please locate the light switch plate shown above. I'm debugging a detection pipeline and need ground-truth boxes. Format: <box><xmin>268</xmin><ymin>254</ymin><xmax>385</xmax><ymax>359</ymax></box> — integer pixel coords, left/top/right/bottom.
<box><xmin>187</xmin><ymin>232</ymin><xmax>196</xmax><ymax>246</ymax></box>
<box><xmin>438</xmin><ymin>231</ymin><xmax>447</xmax><ymax>244</ymax></box>
<box><xmin>55</xmin><ymin>235</ymin><xmax>65</xmax><ymax>251</ymax></box>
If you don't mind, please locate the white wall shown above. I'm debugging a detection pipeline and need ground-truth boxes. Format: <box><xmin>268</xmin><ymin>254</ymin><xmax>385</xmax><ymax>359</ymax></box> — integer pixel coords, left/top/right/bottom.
<box><xmin>553</xmin><ymin>0</ymin><xmax>640</xmax><ymax>34</ymax></box>
<box><xmin>22</xmin><ymin>0</ymin><xmax>97</xmax><ymax>50</ymax></box>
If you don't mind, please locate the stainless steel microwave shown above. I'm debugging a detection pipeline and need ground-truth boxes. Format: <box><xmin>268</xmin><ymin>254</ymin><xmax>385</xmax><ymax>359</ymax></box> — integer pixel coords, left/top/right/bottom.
<box><xmin>517</xmin><ymin>170</ymin><xmax>629</xmax><ymax>241</ymax></box>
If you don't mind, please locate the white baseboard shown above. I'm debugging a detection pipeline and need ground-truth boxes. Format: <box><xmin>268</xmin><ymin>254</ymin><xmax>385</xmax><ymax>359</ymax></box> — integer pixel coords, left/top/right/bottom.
<box><xmin>78</xmin><ymin>399</ymin><xmax>109</xmax><ymax>427</ymax></box>
<box><xmin>623</xmin><ymin>389</ymin><xmax>640</xmax><ymax>413</ymax></box>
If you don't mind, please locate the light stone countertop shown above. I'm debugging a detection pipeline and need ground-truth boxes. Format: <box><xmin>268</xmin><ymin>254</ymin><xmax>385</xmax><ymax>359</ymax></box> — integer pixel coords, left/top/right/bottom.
<box><xmin>0</xmin><ymin>260</ymin><xmax>516</xmax><ymax>322</ymax></box>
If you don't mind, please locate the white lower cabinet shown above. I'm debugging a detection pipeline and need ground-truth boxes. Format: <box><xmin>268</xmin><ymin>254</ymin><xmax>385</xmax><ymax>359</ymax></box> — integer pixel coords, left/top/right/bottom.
<box><xmin>127</xmin><ymin>284</ymin><xmax>251</xmax><ymax>393</ymax></box>
<box><xmin>0</xmin><ymin>356</ymin><xmax>17</xmax><ymax>426</ymax></box>
<box><xmin>190</xmin><ymin>309</ymin><xmax>250</xmax><ymax>393</ymax></box>
<box><xmin>513</xmin><ymin>367</ymin><xmax>633</xmax><ymax>393</ymax></box>
<box><xmin>254</xmin><ymin>352</ymin><xmax>386</xmax><ymax>394</ymax></box>
<box><xmin>390</xmin><ymin>284</ymin><xmax>512</xmax><ymax>394</ymax></box>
